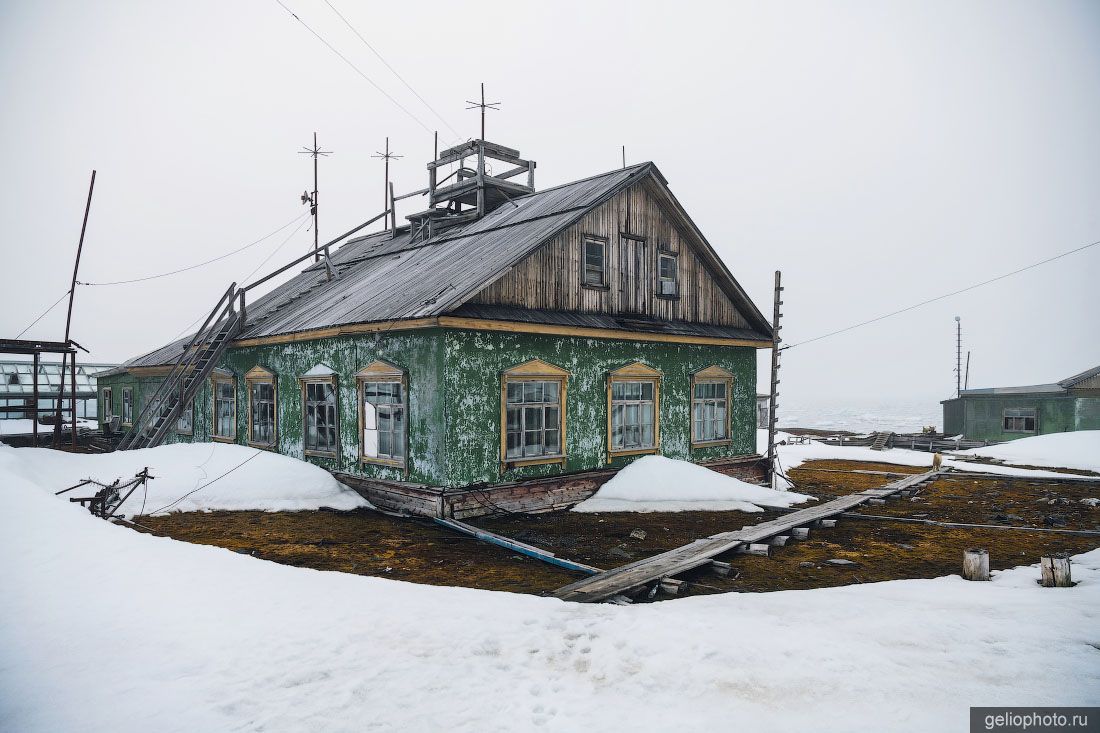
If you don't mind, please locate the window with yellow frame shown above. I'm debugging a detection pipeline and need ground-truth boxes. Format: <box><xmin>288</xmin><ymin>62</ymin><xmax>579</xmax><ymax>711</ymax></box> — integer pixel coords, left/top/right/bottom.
<box><xmin>500</xmin><ymin>359</ymin><xmax>568</xmax><ymax>468</ymax></box>
<box><xmin>245</xmin><ymin>365</ymin><xmax>276</xmax><ymax>448</ymax></box>
<box><xmin>210</xmin><ymin>371</ymin><xmax>236</xmax><ymax>442</ymax></box>
<box><xmin>356</xmin><ymin>360</ymin><xmax>407</xmax><ymax>469</ymax></box>
<box><xmin>690</xmin><ymin>365</ymin><xmax>734</xmax><ymax>447</ymax></box>
<box><xmin>607</xmin><ymin>362</ymin><xmax>661</xmax><ymax>458</ymax></box>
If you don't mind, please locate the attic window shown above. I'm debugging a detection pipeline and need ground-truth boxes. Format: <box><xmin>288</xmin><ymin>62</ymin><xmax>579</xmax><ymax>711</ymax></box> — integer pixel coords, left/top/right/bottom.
<box><xmin>581</xmin><ymin>235</ymin><xmax>608</xmax><ymax>288</ymax></box>
<box><xmin>657</xmin><ymin>252</ymin><xmax>679</xmax><ymax>297</ymax></box>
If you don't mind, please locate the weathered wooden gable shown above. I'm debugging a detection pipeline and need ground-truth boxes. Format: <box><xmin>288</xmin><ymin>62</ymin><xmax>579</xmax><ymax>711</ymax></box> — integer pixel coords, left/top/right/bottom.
<box><xmin>467</xmin><ymin>177</ymin><xmax>752</xmax><ymax>328</ymax></box>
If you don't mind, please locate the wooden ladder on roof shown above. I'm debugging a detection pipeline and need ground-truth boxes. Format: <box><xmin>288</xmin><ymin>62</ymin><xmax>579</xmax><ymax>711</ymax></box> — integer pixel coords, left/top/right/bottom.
<box><xmin>117</xmin><ymin>284</ymin><xmax>243</xmax><ymax>451</ymax></box>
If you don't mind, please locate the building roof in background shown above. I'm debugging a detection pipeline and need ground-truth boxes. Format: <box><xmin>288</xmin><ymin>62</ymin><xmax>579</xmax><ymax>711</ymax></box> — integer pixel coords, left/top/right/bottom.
<box><xmin>0</xmin><ymin>360</ymin><xmax>116</xmax><ymax>398</ymax></box>
<box><xmin>108</xmin><ymin>162</ymin><xmax>772</xmax><ymax>372</ymax></box>
<box><xmin>956</xmin><ymin>364</ymin><xmax>1100</xmax><ymax>398</ymax></box>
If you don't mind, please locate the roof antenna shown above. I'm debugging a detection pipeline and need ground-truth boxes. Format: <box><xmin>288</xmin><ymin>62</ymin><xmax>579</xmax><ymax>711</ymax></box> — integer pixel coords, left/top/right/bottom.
<box><xmin>372</xmin><ymin>137</ymin><xmax>402</xmax><ymax>231</ymax></box>
<box><xmin>298</xmin><ymin>132</ymin><xmax>332</xmax><ymax>267</ymax></box>
<box><xmin>465</xmin><ymin>82</ymin><xmax>500</xmax><ymax>141</ymax></box>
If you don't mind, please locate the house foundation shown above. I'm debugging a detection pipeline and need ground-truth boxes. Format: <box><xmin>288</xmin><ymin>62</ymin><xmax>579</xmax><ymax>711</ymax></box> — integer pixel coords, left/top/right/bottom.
<box><xmin>334</xmin><ymin>454</ymin><xmax>768</xmax><ymax>519</ymax></box>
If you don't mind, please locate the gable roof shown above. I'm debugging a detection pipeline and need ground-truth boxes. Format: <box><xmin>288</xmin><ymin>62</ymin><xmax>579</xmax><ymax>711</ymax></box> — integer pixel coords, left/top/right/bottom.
<box><xmin>1059</xmin><ymin>364</ymin><xmax>1100</xmax><ymax>389</ymax></box>
<box><xmin>109</xmin><ymin>162</ymin><xmax>771</xmax><ymax>372</ymax></box>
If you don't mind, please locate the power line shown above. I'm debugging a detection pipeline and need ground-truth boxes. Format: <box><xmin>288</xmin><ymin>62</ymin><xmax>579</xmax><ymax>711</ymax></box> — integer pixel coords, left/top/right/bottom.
<box><xmin>274</xmin><ymin>0</ymin><xmax>434</xmax><ymax>134</ymax></box>
<box><xmin>79</xmin><ymin>212</ymin><xmax>309</xmax><ymax>286</ymax></box>
<box><xmin>15</xmin><ymin>289</ymin><xmax>71</xmax><ymax>338</ymax></box>
<box><xmin>147</xmin><ymin>449</ymin><xmax>264</xmax><ymax>515</ymax></box>
<box><xmin>167</xmin><ymin>214</ymin><xmax>312</xmax><ymax>343</ymax></box>
<box><xmin>321</xmin><ymin>0</ymin><xmax>460</xmax><ymax>138</ymax></box>
<box><xmin>783</xmin><ymin>237</ymin><xmax>1100</xmax><ymax>350</ymax></box>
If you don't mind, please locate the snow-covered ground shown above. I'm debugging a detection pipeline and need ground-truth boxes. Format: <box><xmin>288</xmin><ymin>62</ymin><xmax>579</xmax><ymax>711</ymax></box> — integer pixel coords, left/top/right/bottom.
<box><xmin>956</xmin><ymin>431</ymin><xmax>1100</xmax><ymax>474</ymax></box>
<box><xmin>572</xmin><ymin>455</ymin><xmax>811</xmax><ymax>513</ymax></box>
<box><xmin>759</xmin><ymin>429</ymin><xmax>1100</xmax><ymax>479</ymax></box>
<box><xmin>2</xmin><ymin>450</ymin><xmax>1098</xmax><ymax>732</ymax></box>
<box><xmin>0</xmin><ymin>418</ymin><xmax>97</xmax><ymax>436</ymax></box>
<box><xmin>0</xmin><ymin>443</ymin><xmax>369</xmax><ymax>514</ymax></box>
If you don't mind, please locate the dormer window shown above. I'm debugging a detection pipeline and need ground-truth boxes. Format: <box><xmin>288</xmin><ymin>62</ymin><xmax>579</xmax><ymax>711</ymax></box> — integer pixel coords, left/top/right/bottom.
<box><xmin>581</xmin><ymin>235</ymin><xmax>608</xmax><ymax>288</ymax></box>
<box><xmin>657</xmin><ymin>252</ymin><xmax>679</xmax><ymax>297</ymax></box>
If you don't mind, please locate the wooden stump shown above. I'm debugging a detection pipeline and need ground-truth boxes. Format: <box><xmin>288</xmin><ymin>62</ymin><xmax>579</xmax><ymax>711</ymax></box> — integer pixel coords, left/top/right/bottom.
<box><xmin>1040</xmin><ymin>553</ymin><xmax>1072</xmax><ymax>587</ymax></box>
<box><xmin>736</xmin><ymin>543</ymin><xmax>770</xmax><ymax>556</ymax></box>
<box><xmin>962</xmin><ymin>548</ymin><xmax>989</xmax><ymax>581</ymax></box>
<box><xmin>769</xmin><ymin>535</ymin><xmax>790</xmax><ymax>547</ymax></box>
<box><xmin>791</xmin><ymin>527</ymin><xmax>810</xmax><ymax>540</ymax></box>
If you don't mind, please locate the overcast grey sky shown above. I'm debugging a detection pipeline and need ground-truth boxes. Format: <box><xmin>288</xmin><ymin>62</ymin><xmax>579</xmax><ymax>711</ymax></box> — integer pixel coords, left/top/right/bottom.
<box><xmin>2</xmin><ymin>0</ymin><xmax>1097</xmax><ymax>413</ymax></box>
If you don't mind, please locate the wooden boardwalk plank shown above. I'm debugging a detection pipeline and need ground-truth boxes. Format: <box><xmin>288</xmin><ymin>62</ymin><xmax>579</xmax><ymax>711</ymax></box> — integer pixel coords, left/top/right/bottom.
<box><xmin>553</xmin><ymin>469</ymin><xmax>943</xmax><ymax>603</ymax></box>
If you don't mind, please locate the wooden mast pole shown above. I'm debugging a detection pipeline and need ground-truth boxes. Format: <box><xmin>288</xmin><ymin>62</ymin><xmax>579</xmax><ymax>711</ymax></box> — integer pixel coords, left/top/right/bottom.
<box><xmin>766</xmin><ymin>270</ymin><xmax>783</xmax><ymax>488</ymax></box>
<box><xmin>54</xmin><ymin>170</ymin><xmax>96</xmax><ymax>448</ymax></box>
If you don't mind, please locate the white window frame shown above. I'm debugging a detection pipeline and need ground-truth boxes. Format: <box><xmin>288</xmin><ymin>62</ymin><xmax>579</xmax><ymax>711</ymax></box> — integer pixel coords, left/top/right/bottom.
<box><xmin>500</xmin><ymin>359</ymin><xmax>569</xmax><ymax>468</ymax></box>
<box><xmin>102</xmin><ymin>387</ymin><xmax>113</xmax><ymax>422</ymax></box>
<box><xmin>657</xmin><ymin>251</ymin><xmax>679</xmax><ymax>297</ymax></box>
<box><xmin>357</xmin><ymin>361</ymin><xmax>408</xmax><ymax>469</ymax></box>
<box><xmin>211</xmin><ymin>374</ymin><xmax>236</xmax><ymax>442</ymax></box>
<box><xmin>300</xmin><ymin>367</ymin><xmax>338</xmax><ymax>458</ymax></box>
<box><xmin>607</xmin><ymin>362</ymin><xmax>661</xmax><ymax>458</ymax></box>
<box><xmin>1003</xmin><ymin>407</ymin><xmax>1037</xmax><ymax>434</ymax></box>
<box><xmin>122</xmin><ymin>387</ymin><xmax>133</xmax><ymax>425</ymax></box>
<box><xmin>691</xmin><ymin>366</ymin><xmax>734</xmax><ymax>447</ymax></box>
<box><xmin>581</xmin><ymin>234</ymin><xmax>609</xmax><ymax>288</ymax></box>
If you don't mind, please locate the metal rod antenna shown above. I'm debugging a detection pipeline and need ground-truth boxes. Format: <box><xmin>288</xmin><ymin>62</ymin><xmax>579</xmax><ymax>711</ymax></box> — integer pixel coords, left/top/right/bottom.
<box><xmin>465</xmin><ymin>82</ymin><xmax>501</xmax><ymax>140</ymax></box>
<box><xmin>372</xmin><ymin>137</ymin><xmax>403</xmax><ymax>229</ymax></box>
<box><xmin>299</xmin><ymin>133</ymin><xmax>332</xmax><ymax>263</ymax></box>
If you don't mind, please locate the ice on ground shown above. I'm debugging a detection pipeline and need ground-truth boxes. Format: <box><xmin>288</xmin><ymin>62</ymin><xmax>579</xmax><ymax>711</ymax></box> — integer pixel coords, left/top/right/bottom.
<box><xmin>955</xmin><ymin>431</ymin><xmax>1100</xmax><ymax>474</ymax></box>
<box><xmin>2</xmin><ymin>453</ymin><xmax>1099</xmax><ymax>732</ymax></box>
<box><xmin>0</xmin><ymin>442</ymin><xmax>369</xmax><ymax>514</ymax></box>
<box><xmin>572</xmin><ymin>455</ymin><xmax>811</xmax><ymax>513</ymax></box>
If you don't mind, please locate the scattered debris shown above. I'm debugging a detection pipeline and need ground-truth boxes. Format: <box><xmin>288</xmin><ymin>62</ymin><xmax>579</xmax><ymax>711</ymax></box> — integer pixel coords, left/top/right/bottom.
<box><xmin>826</xmin><ymin>558</ymin><xmax>859</xmax><ymax>567</ymax></box>
<box><xmin>629</xmin><ymin>528</ymin><xmax>647</xmax><ymax>540</ymax></box>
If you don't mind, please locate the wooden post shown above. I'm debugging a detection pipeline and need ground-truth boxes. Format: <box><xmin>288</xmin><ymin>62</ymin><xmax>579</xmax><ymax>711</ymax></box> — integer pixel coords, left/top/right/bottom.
<box><xmin>389</xmin><ymin>182</ymin><xmax>397</xmax><ymax>237</ymax></box>
<box><xmin>70</xmin><ymin>354</ymin><xmax>77</xmax><ymax>447</ymax></box>
<box><xmin>32</xmin><ymin>351</ymin><xmax>39</xmax><ymax>446</ymax></box>
<box><xmin>1040</xmin><ymin>553</ymin><xmax>1072</xmax><ymax>587</ymax></box>
<box><xmin>766</xmin><ymin>271</ymin><xmax>783</xmax><ymax>488</ymax></box>
<box><xmin>962</xmin><ymin>548</ymin><xmax>989</xmax><ymax>581</ymax></box>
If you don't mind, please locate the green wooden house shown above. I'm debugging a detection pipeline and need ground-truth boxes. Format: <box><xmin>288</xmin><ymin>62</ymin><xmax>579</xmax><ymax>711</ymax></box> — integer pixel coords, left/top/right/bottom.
<box><xmin>97</xmin><ymin>140</ymin><xmax>774</xmax><ymax>515</ymax></box>
<box><xmin>941</xmin><ymin>364</ymin><xmax>1100</xmax><ymax>442</ymax></box>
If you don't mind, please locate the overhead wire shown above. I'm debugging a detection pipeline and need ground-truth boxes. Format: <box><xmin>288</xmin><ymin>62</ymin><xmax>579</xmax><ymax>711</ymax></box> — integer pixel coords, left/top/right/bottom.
<box><xmin>78</xmin><ymin>212</ymin><xmax>309</xmax><ymax>286</ymax></box>
<box><xmin>274</xmin><ymin>0</ymin><xmax>435</xmax><ymax>134</ymax></box>
<box><xmin>782</xmin><ymin>237</ymin><xmax>1100</xmax><ymax>351</ymax></box>
<box><xmin>15</xmin><ymin>289</ymin><xmax>72</xmax><ymax>338</ymax></box>
<box><xmin>321</xmin><ymin>0</ymin><xmax>460</xmax><ymax>139</ymax></box>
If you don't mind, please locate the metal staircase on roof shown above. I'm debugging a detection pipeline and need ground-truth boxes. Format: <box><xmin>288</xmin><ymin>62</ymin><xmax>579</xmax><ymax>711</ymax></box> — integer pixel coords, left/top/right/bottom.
<box><xmin>117</xmin><ymin>284</ymin><xmax>243</xmax><ymax>451</ymax></box>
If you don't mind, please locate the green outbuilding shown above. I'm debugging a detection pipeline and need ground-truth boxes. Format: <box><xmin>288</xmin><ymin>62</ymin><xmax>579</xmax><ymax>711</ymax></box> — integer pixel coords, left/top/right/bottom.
<box><xmin>941</xmin><ymin>364</ymin><xmax>1100</xmax><ymax>442</ymax></box>
<box><xmin>97</xmin><ymin>140</ymin><xmax>774</xmax><ymax>516</ymax></box>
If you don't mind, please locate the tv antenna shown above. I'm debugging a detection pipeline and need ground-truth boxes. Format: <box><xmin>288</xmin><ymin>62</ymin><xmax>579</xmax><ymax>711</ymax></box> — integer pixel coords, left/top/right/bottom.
<box><xmin>299</xmin><ymin>132</ymin><xmax>332</xmax><ymax>263</ymax></box>
<box><xmin>465</xmin><ymin>82</ymin><xmax>500</xmax><ymax>140</ymax></box>
<box><xmin>371</xmin><ymin>137</ymin><xmax>402</xmax><ymax>228</ymax></box>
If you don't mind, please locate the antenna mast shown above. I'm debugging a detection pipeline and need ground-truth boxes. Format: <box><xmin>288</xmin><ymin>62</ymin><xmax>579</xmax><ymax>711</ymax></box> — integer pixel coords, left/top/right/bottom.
<box><xmin>465</xmin><ymin>82</ymin><xmax>500</xmax><ymax>140</ymax></box>
<box><xmin>954</xmin><ymin>316</ymin><xmax>962</xmax><ymax>397</ymax></box>
<box><xmin>299</xmin><ymin>132</ymin><xmax>332</xmax><ymax>263</ymax></box>
<box><xmin>372</xmin><ymin>137</ymin><xmax>402</xmax><ymax>230</ymax></box>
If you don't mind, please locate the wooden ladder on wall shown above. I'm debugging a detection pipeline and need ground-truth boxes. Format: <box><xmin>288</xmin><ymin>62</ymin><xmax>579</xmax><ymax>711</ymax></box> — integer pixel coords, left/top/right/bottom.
<box><xmin>117</xmin><ymin>284</ymin><xmax>243</xmax><ymax>451</ymax></box>
<box><xmin>870</xmin><ymin>431</ymin><xmax>894</xmax><ymax>451</ymax></box>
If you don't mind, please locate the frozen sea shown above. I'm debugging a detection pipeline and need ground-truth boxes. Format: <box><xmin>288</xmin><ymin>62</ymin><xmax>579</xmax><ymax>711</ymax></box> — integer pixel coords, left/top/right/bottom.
<box><xmin>776</xmin><ymin>397</ymin><xmax>944</xmax><ymax>434</ymax></box>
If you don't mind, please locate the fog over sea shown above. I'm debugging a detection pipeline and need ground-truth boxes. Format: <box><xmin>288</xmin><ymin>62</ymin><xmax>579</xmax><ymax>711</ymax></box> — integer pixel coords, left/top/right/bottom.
<box><xmin>777</xmin><ymin>397</ymin><xmax>945</xmax><ymax>434</ymax></box>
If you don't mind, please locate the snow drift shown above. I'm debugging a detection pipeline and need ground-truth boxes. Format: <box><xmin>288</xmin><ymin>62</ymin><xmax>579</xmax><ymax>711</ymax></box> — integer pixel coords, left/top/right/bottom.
<box><xmin>0</xmin><ymin>443</ymin><xmax>369</xmax><ymax>514</ymax></box>
<box><xmin>572</xmin><ymin>455</ymin><xmax>811</xmax><ymax>513</ymax></box>
<box><xmin>2</xmin><ymin>450</ymin><xmax>1099</xmax><ymax>732</ymax></box>
<box><xmin>955</xmin><ymin>430</ymin><xmax>1100</xmax><ymax>474</ymax></box>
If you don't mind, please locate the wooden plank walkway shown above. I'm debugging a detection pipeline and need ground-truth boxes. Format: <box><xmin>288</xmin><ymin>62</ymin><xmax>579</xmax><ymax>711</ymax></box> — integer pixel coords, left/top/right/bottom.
<box><xmin>553</xmin><ymin>469</ymin><xmax>944</xmax><ymax>603</ymax></box>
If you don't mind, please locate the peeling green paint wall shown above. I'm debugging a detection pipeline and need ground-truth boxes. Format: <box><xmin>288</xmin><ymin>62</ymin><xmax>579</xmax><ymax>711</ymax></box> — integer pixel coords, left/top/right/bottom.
<box><xmin>442</xmin><ymin>329</ymin><xmax>757</xmax><ymax>487</ymax></box>
<box><xmin>99</xmin><ymin>328</ymin><xmax>759</xmax><ymax>488</ymax></box>
<box><xmin>942</xmin><ymin>394</ymin><xmax>1100</xmax><ymax>442</ymax></box>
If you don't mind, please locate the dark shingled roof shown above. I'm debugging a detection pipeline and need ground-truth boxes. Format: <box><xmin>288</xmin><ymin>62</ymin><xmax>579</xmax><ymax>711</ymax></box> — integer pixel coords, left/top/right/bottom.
<box><xmin>955</xmin><ymin>364</ymin><xmax>1100</xmax><ymax>397</ymax></box>
<box><xmin>107</xmin><ymin>162</ymin><xmax>771</xmax><ymax>373</ymax></box>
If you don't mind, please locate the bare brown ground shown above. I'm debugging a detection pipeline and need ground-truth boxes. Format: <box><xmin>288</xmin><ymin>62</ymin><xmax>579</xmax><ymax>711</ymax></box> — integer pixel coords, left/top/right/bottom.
<box><xmin>135</xmin><ymin>509</ymin><xmax>584</xmax><ymax>594</ymax></box>
<box><xmin>131</xmin><ymin>458</ymin><xmax>1100</xmax><ymax>600</ymax></box>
